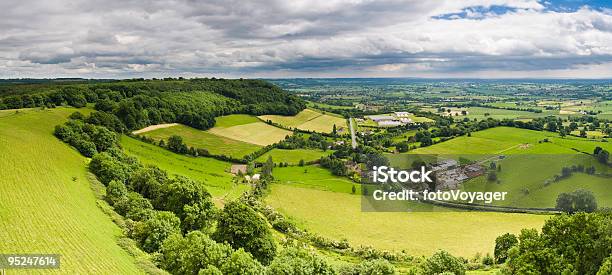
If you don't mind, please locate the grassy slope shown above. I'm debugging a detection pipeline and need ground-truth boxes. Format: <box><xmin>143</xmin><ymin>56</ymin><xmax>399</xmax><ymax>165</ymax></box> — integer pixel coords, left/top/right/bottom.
<box><xmin>120</xmin><ymin>135</ymin><xmax>248</xmax><ymax>204</ymax></box>
<box><xmin>137</xmin><ymin>124</ymin><xmax>261</xmax><ymax>158</ymax></box>
<box><xmin>266</xmin><ymin>184</ymin><xmax>548</xmax><ymax>257</ymax></box>
<box><xmin>0</xmin><ymin>107</ymin><xmax>143</xmax><ymax>274</ymax></box>
<box><xmin>259</xmin><ymin>108</ymin><xmax>348</xmax><ymax>133</ymax></box>
<box><xmin>255</xmin><ymin>149</ymin><xmax>332</xmax><ymax>165</ymax></box>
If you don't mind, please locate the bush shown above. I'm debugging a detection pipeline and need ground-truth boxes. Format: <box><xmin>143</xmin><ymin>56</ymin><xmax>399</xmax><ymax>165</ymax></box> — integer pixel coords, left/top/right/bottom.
<box><xmin>339</xmin><ymin>259</ymin><xmax>395</xmax><ymax>275</ymax></box>
<box><xmin>214</xmin><ymin>201</ymin><xmax>277</xmax><ymax>265</ymax></box>
<box><xmin>161</xmin><ymin>231</ymin><xmax>233</xmax><ymax>275</ymax></box>
<box><xmin>494</xmin><ymin>233</ymin><xmax>518</xmax><ymax>264</ymax></box>
<box><xmin>268</xmin><ymin>247</ymin><xmax>335</xmax><ymax>275</ymax></box>
<box><xmin>220</xmin><ymin>248</ymin><xmax>265</xmax><ymax>275</ymax></box>
<box><xmin>420</xmin><ymin>250</ymin><xmax>466</xmax><ymax>275</ymax></box>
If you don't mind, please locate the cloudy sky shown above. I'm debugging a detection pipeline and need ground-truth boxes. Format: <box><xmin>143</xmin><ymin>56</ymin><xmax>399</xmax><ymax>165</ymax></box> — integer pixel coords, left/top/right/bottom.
<box><xmin>1</xmin><ymin>0</ymin><xmax>611</xmax><ymax>78</ymax></box>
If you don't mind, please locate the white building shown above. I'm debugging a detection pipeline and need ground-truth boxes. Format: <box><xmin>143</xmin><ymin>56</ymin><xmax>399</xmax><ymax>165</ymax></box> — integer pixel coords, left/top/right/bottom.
<box><xmin>394</xmin><ymin>112</ymin><xmax>411</xmax><ymax>117</ymax></box>
<box><xmin>367</xmin><ymin>115</ymin><xmax>395</xmax><ymax>121</ymax></box>
<box><xmin>377</xmin><ymin>120</ymin><xmax>403</xmax><ymax>127</ymax></box>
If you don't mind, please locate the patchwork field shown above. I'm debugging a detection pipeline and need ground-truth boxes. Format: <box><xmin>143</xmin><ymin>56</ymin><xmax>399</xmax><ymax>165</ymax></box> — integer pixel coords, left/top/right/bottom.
<box><xmin>208</xmin><ymin>120</ymin><xmax>292</xmax><ymax>146</ymax></box>
<box><xmin>266</xmin><ymin>184</ymin><xmax>548</xmax><ymax>257</ymax></box>
<box><xmin>120</xmin><ymin>135</ymin><xmax>248</xmax><ymax>203</ymax></box>
<box><xmin>405</xmin><ymin>127</ymin><xmax>610</xmax><ymax>155</ymax></box>
<box><xmin>136</xmin><ymin>123</ymin><xmax>261</xmax><ymax>158</ymax></box>
<box><xmin>0</xmin><ymin>108</ymin><xmax>143</xmax><ymax>273</ymax></box>
<box><xmin>255</xmin><ymin>149</ymin><xmax>332</xmax><ymax>165</ymax></box>
<box><xmin>259</xmin><ymin>108</ymin><xmax>348</xmax><ymax>133</ymax></box>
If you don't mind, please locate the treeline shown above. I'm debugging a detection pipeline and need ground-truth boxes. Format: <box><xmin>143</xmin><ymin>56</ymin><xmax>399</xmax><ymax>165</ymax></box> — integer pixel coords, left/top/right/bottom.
<box><xmin>494</xmin><ymin>211</ymin><xmax>612</xmax><ymax>274</ymax></box>
<box><xmin>1</xmin><ymin>78</ymin><xmax>306</xmax><ymax>131</ymax></box>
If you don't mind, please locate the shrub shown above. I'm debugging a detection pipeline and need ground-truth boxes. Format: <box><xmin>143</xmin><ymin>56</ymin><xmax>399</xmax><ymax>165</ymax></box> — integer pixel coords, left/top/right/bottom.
<box><xmin>132</xmin><ymin>211</ymin><xmax>181</xmax><ymax>253</ymax></box>
<box><xmin>420</xmin><ymin>250</ymin><xmax>466</xmax><ymax>275</ymax></box>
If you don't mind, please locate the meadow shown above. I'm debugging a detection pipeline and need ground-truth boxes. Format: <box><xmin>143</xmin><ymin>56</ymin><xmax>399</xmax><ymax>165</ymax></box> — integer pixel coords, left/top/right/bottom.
<box><xmin>266</xmin><ymin>184</ymin><xmax>548</xmax><ymax>257</ymax></box>
<box><xmin>120</xmin><ymin>135</ymin><xmax>248</xmax><ymax>203</ymax></box>
<box><xmin>0</xmin><ymin>107</ymin><xmax>144</xmax><ymax>273</ymax></box>
<box><xmin>208</xmin><ymin>115</ymin><xmax>292</xmax><ymax>146</ymax></box>
<box><xmin>136</xmin><ymin>123</ymin><xmax>261</xmax><ymax>158</ymax></box>
<box><xmin>259</xmin><ymin>108</ymin><xmax>348</xmax><ymax>133</ymax></box>
<box><xmin>273</xmin><ymin>165</ymin><xmax>358</xmax><ymax>194</ymax></box>
<box><xmin>255</xmin><ymin>149</ymin><xmax>332</xmax><ymax>165</ymax></box>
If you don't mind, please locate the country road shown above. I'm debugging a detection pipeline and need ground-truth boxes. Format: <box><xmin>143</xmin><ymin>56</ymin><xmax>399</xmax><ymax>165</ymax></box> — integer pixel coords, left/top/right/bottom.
<box><xmin>349</xmin><ymin>117</ymin><xmax>357</xmax><ymax>149</ymax></box>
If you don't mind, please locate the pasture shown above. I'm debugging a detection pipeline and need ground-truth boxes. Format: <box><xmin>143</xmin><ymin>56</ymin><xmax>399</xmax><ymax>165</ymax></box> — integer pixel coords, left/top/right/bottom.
<box><xmin>259</xmin><ymin>108</ymin><xmax>348</xmax><ymax>134</ymax></box>
<box><xmin>0</xmin><ymin>107</ymin><xmax>144</xmax><ymax>273</ymax></box>
<box><xmin>273</xmin><ymin>165</ymin><xmax>357</xmax><ymax>194</ymax></box>
<box><xmin>266</xmin><ymin>184</ymin><xmax>548</xmax><ymax>257</ymax></box>
<box><xmin>255</xmin><ymin>149</ymin><xmax>332</xmax><ymax>165</ymax></box>
<box><xmin>120</xmin><ymin>135</ymin><xmax>248</xmax><ymax>203</ymax></box>
<box><xmin>136</xmin><ymin>123</ymin><xmax>261</xmax><ymax>158</ymax></box>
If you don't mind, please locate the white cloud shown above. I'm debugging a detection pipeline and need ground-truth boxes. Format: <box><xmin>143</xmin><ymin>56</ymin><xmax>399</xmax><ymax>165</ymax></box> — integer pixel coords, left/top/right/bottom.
<box><xmin>0</xmin><ymin>0</ymin><xmax>610</xmax><ymax>78</ymax></box>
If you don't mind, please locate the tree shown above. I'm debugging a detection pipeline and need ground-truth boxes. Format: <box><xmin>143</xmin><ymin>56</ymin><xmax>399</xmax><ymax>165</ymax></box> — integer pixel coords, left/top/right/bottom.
<box><xmin>267</xmin><ymin>247</ymin><xmax>335</xmax><ymax>275</ymax></box>
<box><xmin>161</xmin><ymin>231</ymin><xmax>233</xmax><ymax>275</ymax></box>
<box><xmin>547</xmin><ymin>121</ymin><xmax>558</xmax><ymax>132</ymax></box>
<box><xmin>220</xmin><ymin>248</ymin><xmax>265</xmax><ymax>275</ymax></box>
<box><xmin>167</xmin><ymin>135</ymin><xmax>188</xmax><ymax>154</ymax></box>
<box><xmin>132</xmin><ymin>211</ymin><xmax>181</xmax><ymax>253</ymax></box>
<box><xmin>596</xmin><ymin>149</ymin><xmax>609</xmax><ymax>165</ymax></box>
<box><xmin>396</xmin><ymin>141</ymin><xmax>409</xmax><ymax>153</ymax></box>
<box><xmin>494</xmin><ymin>233</ymin><xmax>518</xmax><ymax>263</ymax></box>
<box><xmin>352</xmin><ymin>185</ymin><xmax>356</xmax><ymax>194</ymax></box>
<box><xmin>420</xmin><ymin>250</ymin><xmax>466</xmax><ymax>275</ymax></box>
<box><xmin>69</xmin><ymin>111</ymin><xmax>84</xmax><ymax>120</ymax></box>
<box><xmin>299</xmin><ymin>159</ymin><xmax>305</xmax><ymax>166</ymax></box>
<box><xmin>214</xmin><ymin>201</ymin><xmax>276</xmax><ymax>265</ymax></box>
<box><xmin>128</xmin><ymin>166</ymin><xmax>167</xmax><ymax>199</ymax></box>
<box><xmin>106</xmin><ymin>180</ymin><xmax>128</xmax><ymax>206</ymax></box>
<box><xmin>156</xmin><ymin>176</ymin><xmax>216</xmax><ymax>232</ymax></box>
<box><xmin>487</xmin><ymin>171</ymin><xmax>497</xmax><ymax>182</ymax></box>
<box><xmin>556</xmin><ymin>189</ymin><xmax>597</xmax><ymax>213</ymax></box>
<box><xmin>332</xmin><ymin>124</ymin><xmax>337</xmax><ymax>136</ymax></box>
<box><xmin>262</xmin><ymin>156</ymin><xmax>274</xmax><ymax>178</ymax></box>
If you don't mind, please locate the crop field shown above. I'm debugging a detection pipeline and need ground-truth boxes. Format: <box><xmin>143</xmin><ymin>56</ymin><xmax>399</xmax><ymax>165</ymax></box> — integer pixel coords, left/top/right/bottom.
<box><xmin>136</xmin><ymin>123</ymin><xmax>261</xmax><ymax>158</ymax></box>
<box><xmin>255</xmin><ymin>149</ymin><xmax>332</xmax><ymax>165</ymax></box>
<box><xmin>208</xmin><ymin>121</ymin><xmax>292</xmax><ymax>146</ymax></box>
<box><xmin>120</xmin><ymin>135</ymin><xmax>248</xmax><ymax>203</ymax></box>
<box><xmin>273</xmin><ymin>165</ymin><xmax>358</xmax><ymax>194</ymax></box>
<box><xmin>266</xmin><ymin>184</ymin><xmax>548</xmax><ymax>257</ymax></box>
<box><xmin>0</xmin><ymin>108</ymin><xmax>144</xmax><ymax>273</ymax></box>
<box><xmin>259</xmin><ymin>108</ymin><xmax>348</xmax><ymax>133</ymax></box>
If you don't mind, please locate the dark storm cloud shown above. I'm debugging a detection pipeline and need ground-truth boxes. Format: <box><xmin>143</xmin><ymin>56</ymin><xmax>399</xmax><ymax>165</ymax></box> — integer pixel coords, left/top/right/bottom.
<box><xmin>0</xmin><ymin>0</ymin><xmax>611</xmax><ymax>78</ymax></box>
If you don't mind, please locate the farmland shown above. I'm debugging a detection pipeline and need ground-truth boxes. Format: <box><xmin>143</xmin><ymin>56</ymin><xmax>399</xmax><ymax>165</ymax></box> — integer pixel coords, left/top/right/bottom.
<box><xmin>266</xmin><ymin>184</ymin><xmax>548</xmax><ymax>257</ymax></box>
<box><xmin>273</xmin><ymin>165</ymin><xmax>357</xmax><ymax>194</ymax></box>
<box><xmin>0</xmin><ymin>108</ymin><xmax>144</xmax><ymax>273</ymax></box>
<box><xmin>208</xmin><ymin>120</ymin><xmax>292</xmax><ymax>146</ymax></box>
<box><xmin>120</xmin><ymin>135</ymin><xmax>248</xmax><ymax>202</ymax></box>
<box><xmin>259</xmin><ymin>108</ymin><xmax>348</xmax><ymax>133</ymax></box>
<box><xmin>255</xmin><ymin>149</ymin><xmax>332</xmax><ymax>165</ymax></box>
<box><xmin>135</xmin><ymin>123</ymin><xmax>261</xmax><ymax>158</ymax></box>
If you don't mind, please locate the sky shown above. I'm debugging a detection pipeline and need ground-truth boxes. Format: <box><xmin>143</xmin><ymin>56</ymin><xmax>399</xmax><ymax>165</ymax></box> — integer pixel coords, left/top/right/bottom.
<box><xmin>0</xmin><ymin>0</ymin><xmax>611</xmax><ymax>79</ymax></box>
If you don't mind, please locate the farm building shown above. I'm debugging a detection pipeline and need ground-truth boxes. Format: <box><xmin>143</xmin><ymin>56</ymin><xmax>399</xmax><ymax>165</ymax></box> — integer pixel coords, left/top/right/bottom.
<box><xmin>367</xmin><ymin>114</ymin><xmax>395</xmax><ymax>122</ymax></box>
<box><xmin>394</xmin><ymin>112</ymin><xmax>412</xmax><ymax>117</ymax></box>
<box><xmin>378</xmin><ymin>120</ymin><xmax>403</xmax><ymax>127</ymax></box>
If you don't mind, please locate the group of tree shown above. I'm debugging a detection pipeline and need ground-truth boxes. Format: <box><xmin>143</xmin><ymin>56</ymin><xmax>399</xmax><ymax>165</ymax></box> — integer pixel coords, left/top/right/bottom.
<box><xmin>496</xmin><ymin>211</ymin><xmax>611</xmax><ymax>274</ymax></box>
<box><xmin>555</xmin><ymin>189</ymin><xmax>598</xmax><ymax>213</ymax></box>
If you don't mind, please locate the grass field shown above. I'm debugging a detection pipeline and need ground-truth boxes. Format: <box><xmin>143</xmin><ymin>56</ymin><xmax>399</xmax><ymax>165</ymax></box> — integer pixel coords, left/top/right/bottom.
<box><xmin>0</xmin><ymin>107</ymin><xmax>144</xmax><ymax>273</ymax></box>
<box><xmin>387</xmin><ymin>127</ymin><xmax>611</xmax><ymax>208</ymax></box>
<box><xmin>208</xmin><ymin>121</ymin><xmax>292</xmax><ymax>146</ymax></box>
<box><xmin>255</xmin><ymin>149</ymin><xmax>332</xmax><ymax>165</ymax></box>
<box><xmin>273</xmin><ymin>165</ymin><xmax>358</xmax><ymax>194</ymax></box>
<box><xmin>266</xmin><ymin>184</ymin><xmax>548</xmax><ymax>257</ymax></box>
<box><xmin>136</xmin><ymin>124</ymin><xmax>261</xmax><ymax>158</ymax></box>
<box><xmin>259</xmin><ymin>108</ymin><xmax>348</xmax><ymax>133</ymax></box>
<box><xmin>120</xmin><ymin>135</ymin><xmax>248</xmax><ymax>203</ymax></box>
<box><xmin>405</xmin><ymin>127</ymin><xmax>610</xmax><ymax>155</ymax></box>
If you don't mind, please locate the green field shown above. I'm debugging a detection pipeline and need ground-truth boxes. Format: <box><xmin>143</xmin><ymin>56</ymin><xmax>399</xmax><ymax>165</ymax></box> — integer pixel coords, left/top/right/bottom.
<box><xmin>208</xmin><ymin>120</ymin><xmax>292</xmax><ymax>146</ymax></box>
<box><xmin>387</xmin><ymin>127</ymin><xmax>611</xmax><ymax>208</ymax></box>
<box><xmin>120</xmin><ymin>135</ymin><xmax>248</xmax><ymax>204</ymax></box>
<box><xmin>273</xmin><ymin>165</ymin><xmax>358</xmax><ymax>194</ymax></box>
<box><xmin>255</xmin><ymin>149</ymin><xmax>332</xmax><ymax>165</ymax></box>
<box><xmin>405</xmin><ymin>127</ymin><xmax>610</xmax><ymax>155</ymax></box>
<box><xmin>259</xmin><ymin>108</ymin><xmax>348</xmax><ymax>133</ymax></box>
<box><xmin>0</xmin><ymin>108</ymin><xmax>144</xmax><ymax>273</ymax></box>
<box><xmin>266</xmin><ymin>184</ymin><xmax>548</xmax><ymax>257</ymax></box>
<box><xmin>136</xmin><ymin>124</ymin><xmax>261</xmax><ymax>158</ymax></box>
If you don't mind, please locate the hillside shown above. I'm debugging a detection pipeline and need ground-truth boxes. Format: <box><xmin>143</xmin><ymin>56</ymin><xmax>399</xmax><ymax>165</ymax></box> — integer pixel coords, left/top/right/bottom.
<box><xmin>0</xmin><ymin>108</ymin><xmax>144</xmax><ymax>273</ymax></box>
